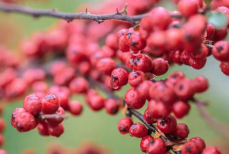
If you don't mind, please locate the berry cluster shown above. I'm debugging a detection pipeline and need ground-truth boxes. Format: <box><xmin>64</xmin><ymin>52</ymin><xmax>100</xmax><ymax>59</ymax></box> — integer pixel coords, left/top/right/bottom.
<box><xmin>11</xmin><ymin>94</ymin><xmax>65</xmax><ymax>137</ymax></box>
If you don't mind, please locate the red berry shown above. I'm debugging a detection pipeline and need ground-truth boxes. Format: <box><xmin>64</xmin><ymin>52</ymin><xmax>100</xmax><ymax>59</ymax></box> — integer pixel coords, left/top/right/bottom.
<box><xmin>157</xmin><ymin>115</ymin><xmax>177</xmax><ymax>134</ymax></box>
<box><xmin>150</xmin><ymin>7</ymin><xmax>171</xmax><ymax>30</ymax></box>
<box><xmin>41</xmin><ymin>94</ymin><xmax>59</xmax><ymax>114</ymax></box>
<box><xmin>189</xmin><ymin>137</ymin><xmax>206</xmax><ymax>153</ymax></box>
<box><xmin>220</xmin><ymin>61</ymin><xmax>229</xmax><ymax>76</ymax></box>
<box><xmin>135</xmin><ymin>80</ymin><xmax>152</xmax><ymax>100</ymax></box>
<box><xmin>105</xmin><ymin>99</ymin><xmax>119</xmax><ymax>115</ymax></box>
<box><xmin>174</xmin><ymin>79</ymin><xmax>196</xmax><ymax>100</ymax></box>
<box><xmin>46</xmin><ymin>107</ymin><xmax>65</xmax><ymax>125</ymax></box>
<box><xmin>152</xmin><ymin>58</ymin><xmax>169</xmax><ymax>76</ymax></box>
<box><xmin>146</xmin><ymin>138</ymin><xmax>166</xmax><ymax>154</ymax></box>
<box><xmin>148</xmin><ymin>100</ymin><xmax>171</xmax><ymax>119</ymax></box>
<box><xmin>181</xmin><ymin>141</ymin><xmax>198</xmax><ymax>154</ymax></box>
<box><xmin>48</xmin><ymin>123</ymin><xmax>64</xmax><ymax>137</ymax></box>
<box><xmin>128</xmin><ymin>71</ymin><xmax>144</xmax><ymax>87</ymax></box>
<box><xmin>89</xmin><ymin>95</ymin><xmax>105</xmax><ymax>111</ymax></box>
<box><xmin>172</xmin><ymin>101</ymin><xmax>190</xmax><ymax>119</ymax></box>
<box><xmin>189</xmin><ymin>58</ymin><xmax>207</xmax><ymax>70</ymax></box>
<box><xmin>15</xmin><ymin>112</ymin><xmax>37</xmax><ymax>132</ymax></box>
<box><xmin>23</xmin><ymin>94</ymin><xmax>42</xmax><ymax>116</ymax></box>
<box><xmin>129</xmin><ymin>122</ymin><xmax>148</xmax><ymax>138</ymax></box>
<box><xmin>140</xmin><ymin>135</ymin><xmax>154</xmax><ymax>152</ymax></box>
<box><xmin>11</xmin><ymin>108</ymin><xmax>26</xmax><ymax>128</ymax></box>
<box><xmin>69</xmin><ymin>78</ymin><xmax>88</xmax><ymax>94</ymax></box>
<box><xmin>96</xmin><ymin>58</ymin><xmax>116</xmax><ymax>75</ymax></box>
<box><xmin>69</xmin><ymin>101</ymin><xmax>83</xmax><ymax>116</ymax></box>
<box><xmin>194</xmin><ymin>76</ymin><xmax>209</xmax><ymax>93</ymax></box>
<box><xmin>212</xmin><ymin>41</ymin><xmax>229</xmax><ymax>61</ymax></box>
<box><xmin>110</xmin><ymin>68</ymin><xmax>128</xmax><ymax>88</ymax></box>
<box><xmin>202</xmin><ymin>147</ymin><xmax>221</xmax><ymax>154</ymax></box>
<box><xmin>37</xmin><ymin>122</ymin><xmax>49</xmax><ymax>136</ymax></box>
<box><xmin>178</xmin><ymin>0</ymin><xmax>198</xmax><ymax>18</ymax></box>
<box><xmin>125</xmin><ymin>88</ymin><xmax>146</xmax><ymax>109</ymax></box>
<box><xmin>117</xmin><ymin>117</ymin><xmax>133</xmax><ymax>135</ymax></box>
<box><xmin>174</xmin><ymin>123</ymin><xmax>189</xmax><ymax>138</ymax></box>
<box><xmin>106</xmin><ymin>34</ymin><xmax>118</xmax><ymax>50</ymax></box>
<box><xmin>144</xmin><ymin>109</ymin><xmax>157</xmax><ymax>124</ymax></box>
<box><xmin>133</xmin><ymin>54</ymin><xmax>153</xmax><ymax>73</ymax></box>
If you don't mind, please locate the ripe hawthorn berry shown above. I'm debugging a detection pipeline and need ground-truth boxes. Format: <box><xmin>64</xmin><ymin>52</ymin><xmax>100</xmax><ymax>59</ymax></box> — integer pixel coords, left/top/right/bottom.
<box><xmin>117</xmin><ymin>117</ymin><xmax>133</xmax><ymax>135</ymax></box>
<box><xmin>212</xmin><ymin>41</ymin><xmax>229</xmax><ymax>61</ymax></box>
<box><xmin>157</xmin><ymin>115</ymin><xmax>177</xmax><ymax>134</ymax></box>
<box><xmin>129</xmin><ymin>33</ymin><xmax>146</xmax><ymax>53</ymax></box>
<box><xmin>15</xmin><ymin>112</ymin><xmax>37</xmax><ymax>132</ymax></box>
<box><xmin>194</xmin><ymin>76</ymin><xmax>209</xmax><ymax>93</ymax></box>
<box><xmin>174</xmin><ymin>123</ymin><xmax>189</xmax><ymax>138</ymax></box>
<box><xmin>105</xmin><ymin>34</ymin><xmax>118</xmax><ymax>50</ymax></box>
<box><xmin>96</xmin><ymin>58</ymin><xmax>116</xmax><ymax>75</ymax></box>
<box><xmin>146</xmin><ymin>138</ymin><xmax>166</xmax><ymax>154</ymax></box>
<box><xmin>135</xmin><ymin>80</ymin><xmax>152</xmax><ymax>100</ymax></box>
<box><xmin>172</xmin><ymin>101</ymin><xmax>190</xmax><ymax>119</ymax></box>
<box><xmin>152</xmin><ymin>58</ymin><xmax>169</xmax><ymax>76</ymax></box>
<box><xmin>202</xmin><ymin>147</ymin><xmax>221</xmax><ymax>154</ymax></box>
<box><xmin>140</xmin><ymin>135</ymin><xmax>154</xmax><ymax>152</ymax></box>
<box><xmin>110</xmin><ymin>68</ymin><xmax>128</xmax><ymax>89</ymax></box>
<box><xmin>133</xmin><ymin>54</ymin><xmax>153</xmax><ymax>73</ymax></box>
<box><xmin>189</xmin><ymin>137</ymin><xmax>206</xmax><ymax>153</ymax></box>
<box><xmin>181</xmin><ymin>141</ymin><xmax>198</xmax><ymax>154</ymax></box>
<box><xmin>69</xmin><ymin>78</ymin><xmax>89</xmax><ymax>94</ymax></box>
<box><xmin>168</xmin><ymin>71</ymin><xmax>185</xmax><ymax>84</ymax></box>
<box><xmin>89</xmin><ymin>95</ymin><xmax>105</xmax><ymax>111</ymax></box>
<box><xmin>150</xmin><ymin>7</ymin><xmax>171</xmax><ymax>30</ymax></box>
<box><xmin>23</xmin><ymin>94</ymin><xmax>42</xmax><ymax>116</ymax></box>
<box><xmin>128</xmin><ymin>71</ymin><xmax>144</xmax><ymax>87</ymax></box>
<box><xmin>143</xmin><ymin>109</ymin><xmax>157</xmax><ymax>124</ymax></box>
<box><xmin>189</xmin><ymin>58</ymin><xmax>207</xmax><ymax>70</ymax></box>
<box><xmin>220</xmin><ymin>61</ymin><xmax>229</xmax><ymax>76</ymax></box>
<box><xmin>178</xmin><ymin>0</ymin><xmax>198</xmax><ymax>18</ymax></box>
<box><xmin>129</xmin><ymin>122</ymin><xmax>148</xmax><ymax>138</ymax></box>
<box><xmin>69</xmin><ymin>101</ymin><xmax>83</xmax><ymax>116</ymax></box>
<box><xmin>48</xmin><ymin>123</ymin><xmax>64</xmax><ymax>137</ymax></box>
<box><xmin>174</xmin><ymin>79</ymin><xmax>196</xmax><ymax>100</ymax></box>
<box><xmin>11</xmin><ymin>108</ymin><xmax>26</xmax><ymax>128</ymax></box>
<box><xmin>41</xmin><ymin>94</ymin><xmax>59</xmax><ymax>114</ymax></box>
<box><xmin>104</xmin><ymin>99</ymin><xmax>119</xmax><ymax>115</ymax></box>
<box><xmin>148</xmin><ymin>100</ymin><xmax>171</xmax><ymax>119</ymax></box>
<box><xmin>46</xmin><ymin>107</ymin><xmax>65</xmax><ymax>125</ymax></box>
<box><xmin>37</xmin><ymin>122</ymin><xmax>49</xmax><ymax>136</ymax></box>
<box><xmin>124</xmin><ymin>88</ymin><xmax>146</xmax><ymax>109</ymax></box>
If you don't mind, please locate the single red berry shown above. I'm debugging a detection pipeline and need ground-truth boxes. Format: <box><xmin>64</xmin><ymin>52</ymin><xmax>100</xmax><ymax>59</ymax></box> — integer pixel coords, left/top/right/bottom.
<box><xmin>69</xmin><ymin>101</ymin><xmax>83</xmax><ymax>116</ymax></box>
<box><xmin>110</xmin><ymin>68</ymin><xmax>128</xmax><ymax>89</ymax></box>
<box><xmin>105</xmin><ymin>99</ymin><xmax>119</xmax><ymax>115</ymax></box>
<box><xmin>96</xmin><ymin>58</ymin><xmax>116</xmax><ymax>75</ymax></box>
<box><xmin>190</xmin><ymin>44</ymin><xmax>209</xmax><ymax>60</ymax></box>
<box><xmin>48</xmin><ymin>123</ymin><xmax>64</xmax><ymax>137</ymax></box>
<box><xmin>181</xmin><ymin>141</ymin><xmax>198</xmax><ymax>154</ymax></box>
<box><xmin>133</xmin><ymin>54</ymin><xmax>153</xmax><ymax>73</ymax></box>
<box><xmin>143</xmin><ymin>109</ymin><xmax>157</xmax><ymax>123</ymax></box>
<box><xmin>69</xmin><ymin>78</ymin><xmax>88</xmax><ymax>94</ymax></box>
<box><xmin>119</xmin><ymin>35</ymin><xmax>130</xmax><ymax>52</ymax></box>
<box><xmin>37</xmin><ymin>122</ymin><xmax>49</xmax><ymax>136</ymax></box>
<box><xmin>15</xmin><ymin>112</ymin><xmax>37</xmax><ymax>132</ymax></box>
<box><xmin>220</xmin><ymin>61</ymin><xmax>229</xmax><ymax>76</ymax></box>
<box><xmin>146</xmin><ymin>138</ymin><xmax>166</xmax><ymax>154</ymax></box>
<box><xmin>89</xmin><ymin>95</ymin><xmax>105</xmax><ymax>111</ymax></box>
<box><xmin>174</xmin><ymin>79</ymin><xmax>196</xmax><ymax>100</ymax></box>
<box><xmin>173</xmin><ymin>50</ymin><xmax>183</xmax><ymax>64</ymax></box>
<box><xmin>166</xmin><ymin>28</ymin><xmax>184</xmax><ymax>51</ymax></box>
<box><xmin>189</xmin><ymin>137</ymin><xmax>206</xmax><ymax>153</ymax></box>
<box><xmin>168</xmin><ymin>71</ymin><xmax>185</xmax><ymax>84</ymax></box>
<box><xmin>157</xmin><ymin>115</ymin><xmax>177</xmax><ymax>134</ymax></box>
<box><xmin>212</xmin><ymin>41</ymin><xmax>229</xmax><ymax>61</ymax></box>
<box><xmin>117</xmin><ymin>117</ymin><xmax>133</xmax><ymax>135</ymax></box>
<box><xmin>178</xmin><ymin>0</ymin><xmax>198</xmax><ymax>18</ymax></box>
<box><xmin>172</xmin><ymin>101</ymin><xmax>190</xmax><ymax>119</ymax></box>
<box><xmin>174</xmin><ymin>123</ymin><xmax>189</xmax><ymax>138</ymax></box>
<box><xmin>206</xmin><ymin>24</ymin><xmax>215</xmax><ymax>39</ymax></box>
<box><xmin>148</xmin><ymin>100</ymin><xmax>171</xmax><ymax>119</ymax></box>
<box><xmin>194</xmin><ymin>76</ymin><xmax>209</xmax><ymax>93</ymax></box>
<box><xmin>11</xmin><ymin>108</ymin><xmax>26</xmax><ymax>128</ymax></box>
<box><xmin>189</xmin><ymin>58</ymin><xmax>207</xmax><ymax>70</ymax></box>
<box><xmin>32</xmin><ymin>81</ymin><xmax>48</xmax><ymax>92</ymax></box>
<box><xmin>128</xmin><ymin>71</ymin><xmax>144</xmax><ymax>87</ymax></box>
<box><xmin>41</xmin><ymin>94</ymin><xmax>59</xmax><ymax>114</ymax></box>
<box><xmin>140</xmin><ymin>135</ymin><xmax>154</xmax><ymax>152</ymax></box>
<box><xmin>152</xmin><ymin>58</ymin><xmax>169</xmax><ymax>76</ymax></box>
<box><xmin>129</xmin><ymin>122</ymin><xmax>148</xmax><ymax>138</ymax></box>
<box><xmin>135</xmin><ymin>80</ymin><xmax>152</xmax><ymax>100</ymax></box>
<box><xmin>106</xmin><ymin>34</ymin><xmax>118</xmax><ymax>50</ymax></box>
<box><xmin>23</xmin><ymin>94</ymin><xmax>42</xmax><ymax>116</ymax></box>
<box><xmin>202</xmin><ymin>147</ymin><xmax>221</xmax><ymax>154</ymax></box>
<box><xmin>125</xmin><ymin>88</ymin><xmax>146</xmax><ymax>109</ymax></box>
<box><xmin>46</xmin><ymin>107</ymin><xmax>65</xmax><ymax>125</ymax></box>
<box><xmin>150</xmin><ymin>7</ymin><xmax>171</xmax><ymax>30</ymax></box>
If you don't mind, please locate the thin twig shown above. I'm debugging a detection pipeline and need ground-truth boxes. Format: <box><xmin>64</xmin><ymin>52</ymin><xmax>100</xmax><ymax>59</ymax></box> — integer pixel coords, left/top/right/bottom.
<box><xmin>37</xmin><ymin>114</ymin><xmax>69</xmax><ymax>120</ymax></box>
<box><xmin>0</xmin><ymin>2</ymin><xmax>145</xmax><ymax>25</ymax></box>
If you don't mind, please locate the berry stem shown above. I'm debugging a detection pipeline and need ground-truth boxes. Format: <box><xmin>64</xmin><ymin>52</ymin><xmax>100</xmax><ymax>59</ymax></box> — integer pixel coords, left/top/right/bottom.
<box><xmin>36</xmin><ymin>114</ymin><xmax>69</xmax><ymax>120</ymax></box>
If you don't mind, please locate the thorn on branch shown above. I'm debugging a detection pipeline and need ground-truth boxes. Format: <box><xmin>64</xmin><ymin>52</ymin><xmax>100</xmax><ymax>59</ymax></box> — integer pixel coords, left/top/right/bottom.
<box><xmin>66</xmin><ymin>18</ymin><xmax>73</xmax><ymax>22</ymax></box>
<box><xmin>97</xmin><ymin>19</ymin><xmax>104</xmax><ymax>24</ymax></box>
<box><xmin>117</xmin><ymin>3</ymin><xmax>128</xmax><ymax>16</ymax></box>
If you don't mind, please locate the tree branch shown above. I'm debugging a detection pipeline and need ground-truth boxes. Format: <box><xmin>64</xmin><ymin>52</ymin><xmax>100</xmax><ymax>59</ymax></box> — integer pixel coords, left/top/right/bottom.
<box><xmin>0</xmin><ymin>2</ymin><xmax>145</xmax><ymax>25</ymax></box>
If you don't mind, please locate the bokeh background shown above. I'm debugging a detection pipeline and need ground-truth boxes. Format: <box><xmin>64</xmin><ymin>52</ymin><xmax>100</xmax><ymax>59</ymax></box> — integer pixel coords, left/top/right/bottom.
<box><xmin>0</xmin><ymin>0</ymin><xmax>229</xmax><ymax>153</ymax></box>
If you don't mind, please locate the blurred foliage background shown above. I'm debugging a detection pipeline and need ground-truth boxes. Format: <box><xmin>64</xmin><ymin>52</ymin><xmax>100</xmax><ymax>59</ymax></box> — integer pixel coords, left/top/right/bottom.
<box><xmin>0</xmin><ymin>0</ymin><xmax>229</xmax><ymax>153</ymax></box>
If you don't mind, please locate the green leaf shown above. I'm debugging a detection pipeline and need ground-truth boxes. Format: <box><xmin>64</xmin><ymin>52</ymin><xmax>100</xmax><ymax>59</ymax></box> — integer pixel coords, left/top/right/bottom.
<box><xmin>207</xmin><ymin>12</ymin><xmax>228</xmax><ymax>29</ymax></box>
